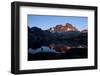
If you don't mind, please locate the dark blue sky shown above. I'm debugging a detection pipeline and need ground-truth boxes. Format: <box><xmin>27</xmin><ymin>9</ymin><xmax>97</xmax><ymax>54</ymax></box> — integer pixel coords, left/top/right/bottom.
<box><xmin>28</xmin><ymin>15</ymin><xmax>88</xmax><ymax>31</ymax></box>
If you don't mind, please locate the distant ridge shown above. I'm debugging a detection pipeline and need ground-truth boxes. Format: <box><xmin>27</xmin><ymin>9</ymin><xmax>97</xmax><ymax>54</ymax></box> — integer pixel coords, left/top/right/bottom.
<box><xmin>81</xmin><ymin>29</ymin><xmax>88</xmax><ymax>33</ymax></box>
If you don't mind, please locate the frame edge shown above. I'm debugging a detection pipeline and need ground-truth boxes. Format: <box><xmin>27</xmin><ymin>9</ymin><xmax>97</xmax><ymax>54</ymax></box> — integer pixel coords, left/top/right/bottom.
<box><xmin>11</xmin><ymin>2</ymin><xmax>20</xmax><ymax>74</ymax></box>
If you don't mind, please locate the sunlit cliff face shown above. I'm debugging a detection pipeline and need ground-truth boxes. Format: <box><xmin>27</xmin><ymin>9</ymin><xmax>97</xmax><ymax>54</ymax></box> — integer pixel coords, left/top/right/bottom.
<box><xmin>48</xmin><ymin>23</ymin><xmax>78</xmax><ymax>32</ymax></box>
<box><xmin>67</xmin><ymin>28</ymin><xmax>71</xmax><ymax>31</ymax></box>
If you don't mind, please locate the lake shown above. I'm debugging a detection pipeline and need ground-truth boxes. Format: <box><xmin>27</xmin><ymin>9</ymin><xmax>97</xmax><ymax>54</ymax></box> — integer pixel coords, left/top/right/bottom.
<box><xmin>28</xmin><ymin>43</ymin><xmax>88</xmax><ymax>61</ymax></box>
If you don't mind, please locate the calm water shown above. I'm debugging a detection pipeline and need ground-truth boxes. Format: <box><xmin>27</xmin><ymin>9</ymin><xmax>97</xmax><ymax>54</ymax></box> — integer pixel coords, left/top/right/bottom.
<box><xmin>28</xmin><ymin>44</ymin><xmax>87</xmax><ymax>60</ymax></box>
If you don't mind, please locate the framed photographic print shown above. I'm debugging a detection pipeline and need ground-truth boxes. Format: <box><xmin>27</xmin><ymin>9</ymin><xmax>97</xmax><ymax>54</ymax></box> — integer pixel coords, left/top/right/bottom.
<box><xmin>11</xmin><ymin>1</ymin><xmax>98</xmax><ymax>74</ymax></box>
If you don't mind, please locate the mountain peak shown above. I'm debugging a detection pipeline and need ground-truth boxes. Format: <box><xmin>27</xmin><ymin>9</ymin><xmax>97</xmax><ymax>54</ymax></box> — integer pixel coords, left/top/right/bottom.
<box><xmin>48</xmin><ymin>23</ymin><xmax>78</xmax><ymax>32</ymax></box>
<box><xmin>81</xmin><ymin>29</ymin><xmax>88</xmax><ymax>33</ymax></box>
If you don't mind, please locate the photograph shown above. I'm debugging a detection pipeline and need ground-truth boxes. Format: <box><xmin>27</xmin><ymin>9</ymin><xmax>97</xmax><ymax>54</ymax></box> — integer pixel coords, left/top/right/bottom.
<box><xmin>28</xmin><ymin>15</ymin><xmax>88</xmax><ymax>61</ymax></box>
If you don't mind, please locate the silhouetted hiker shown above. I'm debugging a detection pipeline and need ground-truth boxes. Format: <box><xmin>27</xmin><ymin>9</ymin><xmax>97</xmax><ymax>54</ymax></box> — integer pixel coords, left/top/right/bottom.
<box><xmin>41</xmin><ymin>47</ymin><xmax>43</xmax><ymax>52</ymax></box>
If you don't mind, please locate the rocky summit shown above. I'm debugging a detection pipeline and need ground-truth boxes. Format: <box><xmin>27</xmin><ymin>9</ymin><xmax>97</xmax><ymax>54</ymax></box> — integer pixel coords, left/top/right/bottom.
<box><xmin>48</xmin><ymin>23</ymin><xmax>78</xmax><ymax>32</ymax></box>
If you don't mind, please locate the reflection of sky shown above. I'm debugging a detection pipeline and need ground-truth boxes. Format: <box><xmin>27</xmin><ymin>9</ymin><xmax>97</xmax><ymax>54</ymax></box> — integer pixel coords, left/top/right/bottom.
<box><xmin>28</xmin><ymin>15</ymin><xmax>88</xmax><ymax>31</ymax></box>
<box><xmin>28</xmin><ymin>47</ymin><xmax>58</xmax><ymax>54</ymax></box>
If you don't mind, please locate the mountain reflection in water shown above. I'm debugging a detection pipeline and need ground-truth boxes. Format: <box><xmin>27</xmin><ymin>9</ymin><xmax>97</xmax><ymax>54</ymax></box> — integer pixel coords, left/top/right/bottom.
<box><xmin>28</xmin><ymin>44</ymin><xmax>87</xmax><ymax>61</ymax></box>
